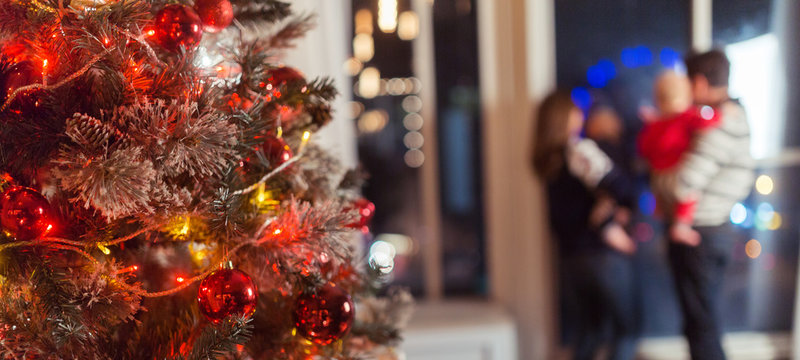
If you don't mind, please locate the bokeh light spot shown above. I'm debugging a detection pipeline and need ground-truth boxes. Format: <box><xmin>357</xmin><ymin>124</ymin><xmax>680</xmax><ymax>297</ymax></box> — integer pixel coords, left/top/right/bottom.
<box><xmin>763</xmin><ymin>253</ymin><xmax>776</xmax><ymax>271</ymax></box>
<box><xmin>622</xmin><ymin>46</ymin><xmax>653</xmax><ymax>68</ymax></box>
<box><xmin>767</xmin><ymin>212</ymin><xmax>782</xmax><ymax>231</ymax></box>
<box><xmin>659</xmin><ymin>47</ymin><xmax>681</xmax><ymax>68</ymax></box>
<box><xmin>755</xmin><ymin>175</ymin><xmax>774</xmax><ymax>195</ymax></box>
<box><xmin>745</xmin><ymin>239</ymin><xmax>762</xmax><ymax>259</ymax></box>
<box><xmin>586</xmin><ymin>59</ymin><xmax>616</xmax><ymax>88</ymax></box>
<box><xmin>634</xmin><ymin>222</ymin><xmax>655</xmax><ymax>242</ymax></box>
<box><xmin>700</xmin><ymin>105</ymin><xmax>715</xmax><ymax>120</ymax></box>
<box><xmin>730</xmin><ymin>202</ymin><xmax>747</xmax><ymax>225</ymax></box>
<box><xmin>570</xmin><ymin>87</ymin><xmax>592</xmax><ymax>112</ymax></box>
<box><xmin>638</xmin><ymin>191</ymin><xmax>656</xmax><ymax>216</ymax></box>
<box><xmin>756</xmin><ymin>202</ymin><xmax>775</xmax><ymax>223</ymax></box>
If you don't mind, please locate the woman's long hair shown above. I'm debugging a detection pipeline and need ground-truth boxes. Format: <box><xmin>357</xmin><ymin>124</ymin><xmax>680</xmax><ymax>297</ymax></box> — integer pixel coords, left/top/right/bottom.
<box><xmin>532</xmin><ymin>91</ymin><xmax>577</xmax><ymax>180</ymax></box>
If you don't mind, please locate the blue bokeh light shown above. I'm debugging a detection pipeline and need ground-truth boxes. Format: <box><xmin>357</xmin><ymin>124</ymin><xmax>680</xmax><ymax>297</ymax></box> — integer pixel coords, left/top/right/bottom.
<box><xmin>636</xmin><ymin>46</ymin><xmax>653</xmax><ymax>67</ymax></box>
<box><xmin>756</xmin><ymin>202</ymin><xmax>775</xmax><ymax>223</ymax></box>
<box><xmin>570</xmin><ymin>87</ymin><xmax>592</xmax><ymax>112</ymax></box>
<box><xmin>730</xmin><ymin>202</ymin><xmax>747</xmax><ymax>225</ymax></box>
<box><xmin>660</xmin><ymin>47</ymin><xmax>681</xmax><ymax>68</ymax></box>
<box><xmin>586</xmin><ymin>59</ymin><xmax>616</xmax><ymax>88</ymax></box>
<box><xmin>596</xmin><ymin>59</ymin><xmax>616</xmax><ymax>79</ymax></box>
<box><xmin>621</xmin><ymin>48</ymin><xmax>637</xmax><ymax>68</ymax></box>
<box><xmin>621</xmin><ymin>46</ymin><xmax>653</xmax><ymax>68</ymax></box>
<box><xmin>638</xmin><ymin>191</ymin><xmax>656</xmax><ymax>216</ymax></box>
<box><xmin>741</xmin><ymin>208</ymin><xmax>755</xmax><ymax>229</ymax></box>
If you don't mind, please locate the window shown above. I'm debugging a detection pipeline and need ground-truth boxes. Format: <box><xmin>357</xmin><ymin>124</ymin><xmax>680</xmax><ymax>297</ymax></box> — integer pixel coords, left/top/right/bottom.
<box><xmin>714</xmin><ymin>0</ymin><xmax>796</xmax><ymax>332</ymax></box>
<box><xmin>348</xmin><ymin>0</ymin><xmax>485</xmax><ymax>297</ymax></box>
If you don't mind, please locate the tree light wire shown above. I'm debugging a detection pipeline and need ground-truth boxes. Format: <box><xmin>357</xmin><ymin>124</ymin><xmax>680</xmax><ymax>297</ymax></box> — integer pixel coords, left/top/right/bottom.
<box><xmin>231</xmin><ymin>150</ymin><xmax>304</xmax><ymax>196</ymax></box>
<box><xmin>0</xmin><ymin>49</ymin><xmax>112</xmax><ymax>112</ymax></box>
<box><xmin>0</xmin><ymin>189</ymin><xmax>282</xmax><ymax>297</ymax></box>
<box><xmin>97</xmin><ymin>222</ymin><xmax>162</xmax><ymax>247</ymax></box>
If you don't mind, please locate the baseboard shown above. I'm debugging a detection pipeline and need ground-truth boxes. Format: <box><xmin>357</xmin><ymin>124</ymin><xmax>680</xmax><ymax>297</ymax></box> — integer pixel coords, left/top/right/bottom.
<box><xmin>637</xmin><ymin>331</ymin><xmax>792</xmax><ymax>360</ymax></box>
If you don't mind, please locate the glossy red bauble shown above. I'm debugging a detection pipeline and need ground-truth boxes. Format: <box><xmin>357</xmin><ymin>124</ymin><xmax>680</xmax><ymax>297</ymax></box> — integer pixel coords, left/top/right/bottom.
<box><xmin>347</xmin><ymin>198</ymin><xmax>375</xmax><ymax>231</ymax></box>
<box><xmin>153</xmin><ymin>4</ymin><xmax>204</xmax><ymax>52</ymax></box>
<box><xmin>2</xmin><ymin>61</ymin><xmax>39</xmax><ymax>97</ymax></box>
<box><xmin>0</xmin><ymin>186</ymin><xmax>54</xmax><ymax>241</ymax></box>
<box><xmin>197</xmin><ymin>268</ymin><xmax>258</xmax><ymax>323</ymax></box>
<box><xmin>263</xmin><ymin>66</ymin><xmax>304</xmax><ymax>99</ymax></box>
<box><xmin>293</xmin><ymin>283</ymin><xmax>355</xmax><ymax>344</ymax></box>
<box><xmin>194</xmin><ymin>0</ymin><xmax>234</xmax><ymax>33</ymax></box>
<box><xmin>1</xmin><ymin>61</ymin><xmax>41</xmax><ymax>107</ymax></box>
<box><xmin>257</xmin><ymin>135</ymin><xmax>293</xmax><ymax>168</ymax></box>
<box><xmin>266</xmin><ymin>67</ymin><xmax>304</xmax><ymax>87</ymax></box>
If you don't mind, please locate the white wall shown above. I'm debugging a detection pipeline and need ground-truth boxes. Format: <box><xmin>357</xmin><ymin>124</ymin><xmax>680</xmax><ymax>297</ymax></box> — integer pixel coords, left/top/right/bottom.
<box><xmin>283</xmin><ymin>0</ymin><xmax>358</xmax><ymax>169</ymax></box>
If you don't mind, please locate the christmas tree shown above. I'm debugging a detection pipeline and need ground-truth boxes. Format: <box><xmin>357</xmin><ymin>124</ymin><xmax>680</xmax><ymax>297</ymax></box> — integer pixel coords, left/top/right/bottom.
<box><xmin>0</xmin><ymin>0</ymin><xmax>412</xmax><ymax>358</ymax></box>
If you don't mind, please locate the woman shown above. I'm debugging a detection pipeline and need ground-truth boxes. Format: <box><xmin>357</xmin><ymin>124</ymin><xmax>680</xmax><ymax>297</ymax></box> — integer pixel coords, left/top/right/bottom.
<box><xmin>533</xmin><ymin>91</ymin><xmax>638</xmax><ymax>360</ymax></box>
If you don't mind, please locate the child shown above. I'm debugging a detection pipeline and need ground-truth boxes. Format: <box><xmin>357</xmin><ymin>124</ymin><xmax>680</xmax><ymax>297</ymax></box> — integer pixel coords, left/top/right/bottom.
<box><xmin>533</xmin><ymin>91</ymin><xmax>637</xmax><ymax>360</ymax></box>
<box><xmin>638</xmin><ymin>70</ymin><xmax>720</xmax><ymax>245</ymax></box>
<box><xmin>585</xmin><ymin>106</ymin><xmax>632</xmax><ymax>230</ymax></box>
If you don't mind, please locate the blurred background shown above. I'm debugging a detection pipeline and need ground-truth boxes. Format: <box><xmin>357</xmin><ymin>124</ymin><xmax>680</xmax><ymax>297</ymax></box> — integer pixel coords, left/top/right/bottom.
<box><xmin>291</xmin><ymin>0</ymin><xmax>799</xmax><ymax>359</ymax></box>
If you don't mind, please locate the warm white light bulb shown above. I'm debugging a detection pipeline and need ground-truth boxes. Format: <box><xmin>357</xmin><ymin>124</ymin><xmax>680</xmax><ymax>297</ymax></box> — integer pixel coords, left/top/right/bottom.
<box><xmin>378</xmin><ymin>0</ymin><xmax>398</xmax><ymax>33</ymax></box>
<box><xmin>359</xmin><ymin>67</ymin><xmax>381</xmax><ymax>99</ymax></box>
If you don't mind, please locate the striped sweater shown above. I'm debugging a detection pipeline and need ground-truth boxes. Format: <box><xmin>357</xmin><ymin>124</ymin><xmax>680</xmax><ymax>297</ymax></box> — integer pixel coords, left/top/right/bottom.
<box><xmin>675</xmin><ymin>100</ymin><xmax>755</xmax><ymax>226</ymax></box>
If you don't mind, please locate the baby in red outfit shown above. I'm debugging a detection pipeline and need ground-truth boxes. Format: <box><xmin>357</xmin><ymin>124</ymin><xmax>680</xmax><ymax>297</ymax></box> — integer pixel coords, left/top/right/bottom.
<box><xmin>638</xmin><ymin>71</ymin><xmax>720</xmax><ymax>229</ymax></box>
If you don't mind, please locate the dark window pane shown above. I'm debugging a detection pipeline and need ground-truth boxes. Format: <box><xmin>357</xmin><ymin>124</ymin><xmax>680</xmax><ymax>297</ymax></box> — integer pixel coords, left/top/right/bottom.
<box><xmin>432</xmin><ymin>0</ymin><xmax>486</xmax><ymax>296</ymax></box>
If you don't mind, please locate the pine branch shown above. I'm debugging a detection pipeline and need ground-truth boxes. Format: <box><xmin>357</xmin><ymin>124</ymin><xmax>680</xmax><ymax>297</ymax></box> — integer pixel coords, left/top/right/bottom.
<box><xmin>53</xmin><ymin>145</ymin><xmax>157</xmax><ymax>220</ymax></box>
<box><xmin>189</xmin><ymin>316</ymin><xmax>254</xmax><ymax>360</ymax></box>
<box><xmin>262</xmin><ymin>15</ymin><xmax>315</xmax><ymax>50</ymax></box>
<box><xmin>349</xmin><ymin>323</ymin><xmax>402</xmax><ymax>346</ymax></box>
<box><xmin>231</xmin><ymin>0</ymin><xmax>292</xmax><ymax>25</ymax></box>
<box><xmin>208</xmin><ymin>182</ymin><xmax>247</xmax><ymax>237</ymax></box>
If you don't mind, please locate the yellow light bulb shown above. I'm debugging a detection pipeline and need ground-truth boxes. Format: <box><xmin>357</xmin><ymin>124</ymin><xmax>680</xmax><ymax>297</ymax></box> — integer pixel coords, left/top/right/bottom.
<box><xmin>178</xmin><ymin>218</ymin><xmax>190</xmax><ymax>236</ymax></box>
<box><xmin>97</xmin><ymin>244</ymin><xmax>111</xmax><ymax>255</ymax></box>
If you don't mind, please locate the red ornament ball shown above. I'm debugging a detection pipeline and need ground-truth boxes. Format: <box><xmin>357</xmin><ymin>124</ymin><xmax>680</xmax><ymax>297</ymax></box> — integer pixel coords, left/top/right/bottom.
<box><xmin>266</xmin><ymin>66</ymin><xmax>304</xmax><ymax>87</ymax></box>
<box><xmin>0</xmin><ymin>186</ymin><xmax>54</xmax><ymax>241</ymax></box>
<box><xmin>153</xmin><ymin>4</ymin><xmax>204</xmax><ymax>52</ymax></box>
<box><xmin>293</xmin><ymin>283</ymin><xmax>355</xmax><ymax>344</ymax></box>
<box><xmin>194</xmin><ymin>0</ymin><xmax>234</xmax><ymax>33</ymax></box>
<box><xmin>263</xmin><ymin>66</ymin><xmax>304</xmax><ymax>99</ymax></box>
<box><xmin>347</xmin><ymin>198</ymin><xmax>375</xmax><ymax>231</ymax></box>
<box><xmin>2</xmin><ymin>61</ymin><xmax>39</xmax><ymax>96</ymax></box>
<box><xmin>1</xmin><ymin>60</ymin><xmax>41</xmax><ymax>106</ymax></box>
<box><xmin>258</xmin><ymin>135</ymin><xmax>293</xmax><ymax>168</ymax></box>
<box><xmin>197</xmin><ymin>268</ymin><xmax>258</xmax><ymax>323</ymax></box>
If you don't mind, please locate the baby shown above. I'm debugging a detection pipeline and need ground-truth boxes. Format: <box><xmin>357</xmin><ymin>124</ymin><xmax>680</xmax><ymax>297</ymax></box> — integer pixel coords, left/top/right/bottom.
<box><xmin>638</xmin><ymin>71</ymin><xmax>720</xmax><ymax>244</ymax></box>
<box><xmin>585</xmin><ymin>106</ymin><xmax>635</xmax><ymax>254</ymax></box>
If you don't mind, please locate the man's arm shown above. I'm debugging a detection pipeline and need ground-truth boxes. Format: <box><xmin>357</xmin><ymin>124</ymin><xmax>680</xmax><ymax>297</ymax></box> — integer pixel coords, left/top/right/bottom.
<box><xmin>674</xmin><ymin>102</ymin><xmax>750</xmax><ymax>205</ymax></box>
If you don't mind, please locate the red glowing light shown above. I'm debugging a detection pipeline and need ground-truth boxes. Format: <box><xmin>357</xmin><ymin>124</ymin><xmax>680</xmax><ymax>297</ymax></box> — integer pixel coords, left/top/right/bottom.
<box><xmin>133</xmin><ymin>265</ymin><xmax>139</xmax><ymax>271</ymax></box>
<box><xmin>146</xmin><ymin>29</ymin><xmax>156</xmax><ymax>36</ymax></box>
<box><xmin>176</xmin><ymin>276</ymin><xmax>185</xmax><ymax>283</ymax></box>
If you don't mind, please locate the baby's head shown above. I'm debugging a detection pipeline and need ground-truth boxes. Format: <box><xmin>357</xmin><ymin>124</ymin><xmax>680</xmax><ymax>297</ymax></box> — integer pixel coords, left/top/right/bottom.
<box><xmin>586</xmin><ymin>106</ymin><xmax>623</xmax><ymax>143</ymax></box>
<box><xmin>654</xmin><ymin>70</ymin><xmax>692</xmax><ymax>116</ymax></box>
